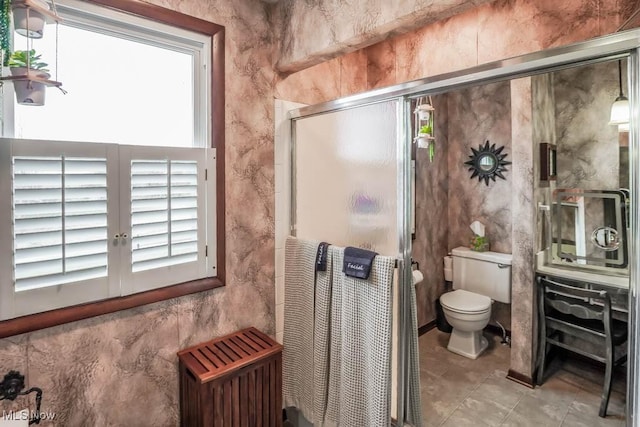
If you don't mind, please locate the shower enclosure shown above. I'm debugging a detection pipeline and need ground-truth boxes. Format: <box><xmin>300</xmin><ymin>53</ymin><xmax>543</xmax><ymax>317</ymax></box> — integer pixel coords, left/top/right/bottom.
<box><xmin>286</xmin><ymin>29</ymin><xmax>640</xmax><ymax>426</ymax></box>
<box><xmin>290</xmin><ymin>98</ymin><xmax>414</xmax><ymax>425</ymax></box>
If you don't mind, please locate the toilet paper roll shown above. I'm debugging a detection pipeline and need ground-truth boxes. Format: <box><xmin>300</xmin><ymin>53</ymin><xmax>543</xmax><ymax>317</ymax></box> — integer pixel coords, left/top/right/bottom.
<box><xmin>444</xmin><ymin>268</ymin><xmax>453</xmax><ymax>282</ymax></box>
<box><xmin>443</xmin><ymin>256</ymin><xmax>453</xmax><ymax>270</ymax></box>
<box><xmin>412</xmin><ymin>269</ymin><xmax>424</xmax><ymax>285</ymax></box>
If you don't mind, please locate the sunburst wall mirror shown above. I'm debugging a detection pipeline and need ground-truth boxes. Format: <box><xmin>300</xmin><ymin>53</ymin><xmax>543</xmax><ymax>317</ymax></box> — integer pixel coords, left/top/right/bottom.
<box><xmin>464</xmin><ymin>140</ymin><xmax>511</xmax><ymax>186</ymax></box>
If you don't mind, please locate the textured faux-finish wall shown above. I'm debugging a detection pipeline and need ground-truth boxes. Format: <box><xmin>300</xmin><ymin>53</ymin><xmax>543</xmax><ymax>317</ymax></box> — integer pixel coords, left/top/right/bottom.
<box><xmin>412</xmin><ymin>95</ymin><xmax>449</xmax><ymax>329</ymax></box>
<box><xmin>0</xmin><ymin>1</ymin><xmax>277</xmax><ymax>425</ymax></box>
<box><xmin>276</xmin><ymin>0</ymin><xmax>495</xmax><ymax>72</ymax></box>
<box><xmin>554</xmin><ymin>60</ymin><xmax>625</xmax><ymax>190</ymax></box>
<box><xmin>446</xmin><ymin>82</ymin><xmax>512</xmax><ymax>255</ymax></box>
<box><xmin>276</xmin><ymin>0</ymin><xmax>637</xmax><ymax>104</ymax></box>
<box><xmin>275</xmin><ymin>0</ymin><xmax>637</xmax><ymax>381</ymax></box>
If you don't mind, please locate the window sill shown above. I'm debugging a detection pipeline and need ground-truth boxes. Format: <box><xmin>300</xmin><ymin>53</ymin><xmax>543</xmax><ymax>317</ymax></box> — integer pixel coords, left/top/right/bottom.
<box><xmin>0</xmin><ymin>277</ymin><xmax>224</xmax><ymax>338</ymax></box>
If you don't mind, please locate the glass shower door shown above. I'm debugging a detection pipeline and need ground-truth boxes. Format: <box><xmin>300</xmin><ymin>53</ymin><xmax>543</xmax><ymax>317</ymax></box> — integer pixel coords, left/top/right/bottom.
<box><xmin>291</xmin><ymin>98</ymin><xmax>411</xmax><ymax>425</ymax></box>
<box><xmin>293</xmin><ymin>100</ymin><xmax>400</xmax><ymax>256</ymax></box>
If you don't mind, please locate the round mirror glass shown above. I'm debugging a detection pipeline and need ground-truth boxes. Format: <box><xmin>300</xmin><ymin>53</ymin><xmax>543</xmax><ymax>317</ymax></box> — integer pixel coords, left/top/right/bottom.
<box><xmin>591</xmin><ymin>226</ymin><xmax>620</xmax><ymax>251</ymax></box>
<box><xmin>478</xmin><ymin>154</ymin><xmax>496</xmax><ymax>172</ymax></box>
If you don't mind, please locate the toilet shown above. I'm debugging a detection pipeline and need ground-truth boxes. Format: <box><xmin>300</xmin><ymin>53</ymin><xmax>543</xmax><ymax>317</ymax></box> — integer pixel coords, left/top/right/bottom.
<box><xmin>439</xmin><ymin>247</ymin><xmax>512</xmax><ymax>359</ymax></box>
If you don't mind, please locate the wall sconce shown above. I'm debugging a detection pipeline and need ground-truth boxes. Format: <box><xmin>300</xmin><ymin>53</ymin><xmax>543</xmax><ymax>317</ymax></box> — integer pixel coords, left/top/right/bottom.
<box><xmin>609</xmin><ymin>60</ymin><xmax>629</xmax><ymax>130</ymax></box>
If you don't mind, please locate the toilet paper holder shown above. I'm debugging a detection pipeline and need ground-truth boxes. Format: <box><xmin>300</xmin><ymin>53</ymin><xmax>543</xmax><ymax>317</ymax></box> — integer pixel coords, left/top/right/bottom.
<box><xmin>0</xmin><ymin>370</ymin><xmax>43</xmax><ymax>425</ymax></box>
<box><xmin>393</xmin><ymin>259</ymin><xmax>420</xmax><ymax>270</ymax></box>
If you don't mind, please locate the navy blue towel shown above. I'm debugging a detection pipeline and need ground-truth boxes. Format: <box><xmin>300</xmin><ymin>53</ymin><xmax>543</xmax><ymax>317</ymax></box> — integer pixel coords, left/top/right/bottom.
<box><xmin>316</xmin><ymin>242</ymin><xmax>329</xmax><ymax>271</ymax></box>
<box><xmin>343</xmin><ymin>247</ymin><xmax>378</xmax><ymax>279</ymax></box>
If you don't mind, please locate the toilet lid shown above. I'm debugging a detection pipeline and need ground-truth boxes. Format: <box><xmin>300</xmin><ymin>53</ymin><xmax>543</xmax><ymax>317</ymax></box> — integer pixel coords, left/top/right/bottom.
<box><xmin>440</xmin><ymin>289</ymin><xmax>491</xmax><ymax>313</ymax></box>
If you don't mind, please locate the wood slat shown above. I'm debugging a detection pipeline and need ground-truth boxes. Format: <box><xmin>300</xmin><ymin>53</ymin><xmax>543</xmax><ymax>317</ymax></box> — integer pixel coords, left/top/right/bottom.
<box><xmin>182</xmin><ymin>352</ymin><xmax>208</xmax><ymax>376</ymax></box>
<box><xmin>229</xmin><ymin>335</ymin><xmax>254</xmax><ymax>356</ymax></box>
<box><xmin>275</xmin><ymin>358</ymin><xmax>282</xmax><ymax>427</ymax></box>
<box><xmin>262</xmin><ymin>361</ymin><xmax>269</xmax><ymax>426</ymax></box>
<box><xmin>214</xmin><ymin>384</ymin><xmax>224</xmax><ymax>425</ymax></box>
<box><xmin>269</xmin><ymin>360</ymin><xmax>276</xmax><ymax>427</ymax></box>
<box><xmin>207</xmin><ymin>343</ymin><xmax>234</xmax><ymax>365</ymax></box>
<box><xmin>249</xmin><ymin>370</ymin><xmax>256</xmax><ymax>425</ymax></box>
<box><xmin>192</xmin><ymin>349</ymin><xmax>217</xmax><ymax>372</ymax></box>
<box><xmin>218</xmin><ymin>341</ymin><xmax>241</xmax><ymax>361</ymax></box>
<box><xmin>200</xmin><ymin>346</ymin><xmax>225</xmax><ymax>368</ymax></box>
<box><xmin>248</xmin><ymin>329</ymin><xmax>271</xmax><ymax>349</ymax></box>
<box><xmin>232</xmin><ymin>376</ymin><xmax>240</xmax><ymax>427</ymax></box>
<box><xmin>240</xmin><ymin>373</ymin><xmax>248</xmax><ymax>427</ymax></box>
<box><xmin>256</xmin><ymin>365</ymin><xmax>263</xmax><ymax>427</ymax></box>
<box><xmin>224</xmin><ymin>380</ymin><xmax>232</xmax><ymax>427</ymax></box>
<box><xmin>239</xmin><ymin>332</ymin><xmax>262</xmax><ymax>352</ymax></box>
<box><xmin>226</xmin><ymin>337</ymin><xmax>251</xmax><ymax>358</ymax></box>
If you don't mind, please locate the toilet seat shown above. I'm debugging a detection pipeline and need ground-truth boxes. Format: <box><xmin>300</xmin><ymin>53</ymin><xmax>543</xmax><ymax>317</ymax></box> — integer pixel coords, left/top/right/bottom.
<box><xmin>440</xmin><ymin>289</ymin><xmax>491</xmax><ymax>314</ymax></box>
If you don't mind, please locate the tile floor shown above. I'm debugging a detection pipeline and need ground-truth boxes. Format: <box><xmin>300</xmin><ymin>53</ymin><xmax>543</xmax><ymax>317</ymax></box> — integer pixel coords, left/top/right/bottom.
<box><xmin>419</xmin><ymin>329</ymin><xmax>626</xmax><ymax>427</ymax></box>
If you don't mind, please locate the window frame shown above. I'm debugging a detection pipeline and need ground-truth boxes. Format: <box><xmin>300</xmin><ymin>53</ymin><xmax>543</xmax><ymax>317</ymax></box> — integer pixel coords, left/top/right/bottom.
<box><xmin>0</xmin><ymin>0</ymin><xmax>225</xmax><ymax>338</ymax></box>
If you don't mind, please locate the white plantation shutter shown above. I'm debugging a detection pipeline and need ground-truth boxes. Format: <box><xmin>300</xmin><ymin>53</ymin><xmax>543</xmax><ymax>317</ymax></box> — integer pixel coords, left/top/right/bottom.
<box><xmin>13</xmin><ymin>156</ymin><xmax>109</xmax><ymax>290</ymax></box>
<box><xmin>120</xmin><ymin>146</ymin><xmax>208</xmax><ymax>295</ymax></box>
<box><xmin>130</xmin><ymin>159</ymin><xmax>199</xmax><ymax>271</ymax></box>
<box><xmin>0</xmin><ymin>139</ymin><xmax>120</xmax><ymax>320</ymax></box>
<box><xmin>0</xmin><ymin>140</ymin><xmax>213</xmax><ymax>320</ymax></box>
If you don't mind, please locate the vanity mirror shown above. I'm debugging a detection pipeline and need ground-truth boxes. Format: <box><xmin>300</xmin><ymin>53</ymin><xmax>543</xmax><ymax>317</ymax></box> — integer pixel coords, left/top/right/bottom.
<box><xmin>550</xmin><ymin>189</ymin><xmax>628</xmax><ymax>270</ymax></box>
<box><xmin>536</xmin><ymin>57</ymin><xmax>630</xmax><ymax>276</ymax></box>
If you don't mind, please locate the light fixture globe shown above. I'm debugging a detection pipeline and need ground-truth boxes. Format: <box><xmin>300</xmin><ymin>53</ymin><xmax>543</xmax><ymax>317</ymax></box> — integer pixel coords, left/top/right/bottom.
<box><xmin>609</xmin><ymin>95</ymin><xmax>630</xmax><ymax>125</ymax></box>
<box><xmin>609</xmin><ymin>60</ymin><xmax>629</xmax><ymax>126</ymax></box>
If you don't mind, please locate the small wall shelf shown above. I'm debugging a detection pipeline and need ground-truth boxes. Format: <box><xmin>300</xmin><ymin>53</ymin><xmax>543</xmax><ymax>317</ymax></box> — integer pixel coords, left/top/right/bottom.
<box><xmin>0</xmin><ymin>74</ymin><xmax>62</xmax><ymax>87</ymax></box>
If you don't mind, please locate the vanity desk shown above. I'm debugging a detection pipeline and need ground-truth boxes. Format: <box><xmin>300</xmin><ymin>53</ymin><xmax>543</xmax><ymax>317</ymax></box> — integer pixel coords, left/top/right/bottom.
<box><xmin>535</xmin><ymin>264</ymin><xmax>629</xmax><ymax>321</ymax></box>
<box><xmin>535</xmin><ymin>262</ymin><xmax>629</xmax><ymax>417</ymax></box>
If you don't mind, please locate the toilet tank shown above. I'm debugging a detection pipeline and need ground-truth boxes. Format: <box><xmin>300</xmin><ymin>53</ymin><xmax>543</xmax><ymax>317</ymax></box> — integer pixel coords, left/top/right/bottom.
<box><xmin>451</xmin><ymin>246</ymin><xmax>512</xmax><ymax>303</ymax></box>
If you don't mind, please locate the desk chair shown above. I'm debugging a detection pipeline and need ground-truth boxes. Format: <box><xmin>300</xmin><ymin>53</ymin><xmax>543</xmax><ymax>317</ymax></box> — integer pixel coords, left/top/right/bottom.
<box><xmin>536</xmin><ymin>276</ymin><xmax>627</xmax><ymax>417</ymax></box>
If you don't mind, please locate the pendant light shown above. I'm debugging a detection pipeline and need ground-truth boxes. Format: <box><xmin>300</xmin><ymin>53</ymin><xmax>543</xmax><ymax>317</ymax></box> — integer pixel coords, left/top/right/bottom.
<box><xmin>609</xmin><ymin>60</ymin><xmax>629</xmax><ymax>126</ymax></box>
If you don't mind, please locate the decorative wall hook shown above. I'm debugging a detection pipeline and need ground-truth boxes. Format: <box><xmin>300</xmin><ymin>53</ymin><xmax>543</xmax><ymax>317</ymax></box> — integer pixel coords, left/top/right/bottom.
<box><xmin>0</xmin><ymin>370</ymin><xmax>43</xmax><ymax>425</ymax></box>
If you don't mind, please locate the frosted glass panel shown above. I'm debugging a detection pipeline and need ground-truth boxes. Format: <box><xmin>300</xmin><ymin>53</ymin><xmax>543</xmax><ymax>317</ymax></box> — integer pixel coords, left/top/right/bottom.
<box><xmin>294</xmin><ymin>101</ymin><xmax>399</xmax><ymax>256</ymax></box>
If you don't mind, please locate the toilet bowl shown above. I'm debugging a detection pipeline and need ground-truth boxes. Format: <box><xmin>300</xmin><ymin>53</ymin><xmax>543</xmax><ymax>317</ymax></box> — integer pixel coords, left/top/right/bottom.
<box><xmin>440</xmin><ymin>289</ymin><xmax>492</xmax><ymax>359</ymax></box>
<box><xmin>441</xmin><ymin>247</ymin><xmax>512</xmax><ymax>360</ymax></box>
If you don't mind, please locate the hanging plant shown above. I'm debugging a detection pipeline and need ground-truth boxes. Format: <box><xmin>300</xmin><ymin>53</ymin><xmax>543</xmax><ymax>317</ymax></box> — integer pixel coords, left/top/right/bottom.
<box><xmin>0</xmin><ymin>0</ymin><xmax>11</xmax><ymax>66</ymax></box>
<box><xmin>8</xmin><ymin>48</ymin><xmax>49</xmax><ymax>71</ymax></box>
<box><xmin>413</xmin><ymin>97</ymin><xmax>436</xmax><ymax>162</ymax></box>
<box><xmin>12</xmin><ymin>0</ymin><xmax>51</xmax><ymax>39</ymax></box>
<box><xmin>415</xmin><ymin>103</ymin><xmax>434</xmax><ymax>121</ymax></box>
<box><xmin>8</xmin><ymin>49</ymin><xmax>50</xmax><ymax>105</ymax></box>
<box><xmin>418</xmin><ymin>124</ymin><xmax>432</xmax><ymax>137</ymax></box>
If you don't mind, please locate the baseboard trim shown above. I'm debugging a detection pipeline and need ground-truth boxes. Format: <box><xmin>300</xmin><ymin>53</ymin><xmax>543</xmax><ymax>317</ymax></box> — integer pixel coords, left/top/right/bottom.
<box><xmin>506</xmin><ymin>369</ymin><xmax>535</xmax><ymax>389</ymax></box>
<box><xmin>418</xmin><ymin>320</ymin><xmax>437</xmax><ymax>336</ymax></box>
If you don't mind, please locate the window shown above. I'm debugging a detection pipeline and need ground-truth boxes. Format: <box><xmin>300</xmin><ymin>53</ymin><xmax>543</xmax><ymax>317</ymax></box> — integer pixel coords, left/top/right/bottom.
<box><xmin>0</xmin><ymin>0</ymin><xmax>224</xmax><ymax>325</ymax></box>
<box><xmin>5</xmin><ymin>0</ymin><xmax>209</xmax><ymax>147</ymax></box>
